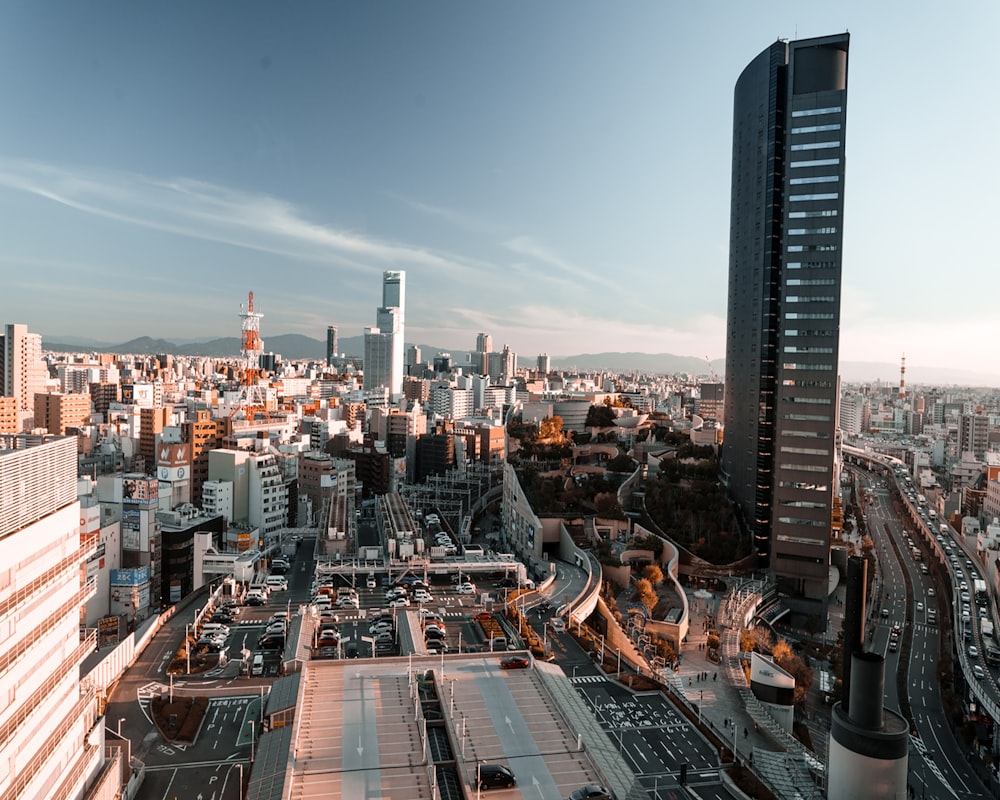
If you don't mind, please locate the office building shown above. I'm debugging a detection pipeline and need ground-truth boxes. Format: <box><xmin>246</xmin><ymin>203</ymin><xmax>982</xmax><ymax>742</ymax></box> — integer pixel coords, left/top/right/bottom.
<box><xmin>0</xmin><ymin>435</ymin><xmax>107</xmax><ymax>799</ymax></box>
<box><xmin>720</xmin><ymin>34</ymin><xmax>849</xmax><ymax>611</ymax></box>
<box><xmin>363</xmin><ymin>271</ymin><xmax>406</xmax><ymax>398</ymax></box>
<box><xmin>326</xmin><ymin>325</ymin><xmax>338</xmax><ymax>366</ymax></box>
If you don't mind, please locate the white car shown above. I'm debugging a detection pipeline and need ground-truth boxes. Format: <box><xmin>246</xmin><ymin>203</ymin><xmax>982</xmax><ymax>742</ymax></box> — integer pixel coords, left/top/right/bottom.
<box><xmin>413</xmin><ymin>591</ymin><xmax>433</xmax><ymax>603</ymax></box>
<box><xmin>366</xmin><ymin>576</ymin><xmax>377</xmax><ymax>589</ymax></box>
<box><xmin>549</xmin><ymin>617</ymin><xmax>566</xmax><ymax>631</ymax></box>
<box><xmin>389</xmin><ymin>597</ymin><xmax>410</xmax><ymax>607</ymax></box>
<box><xmin>455</xmin><ymin>582</ymin><xmax>476</xmax><ymax>594</ymax></box>
<box><xmin>337</xmin><ymin>596</ymin><xmax>360</xmax><ymax>608</ymax></box>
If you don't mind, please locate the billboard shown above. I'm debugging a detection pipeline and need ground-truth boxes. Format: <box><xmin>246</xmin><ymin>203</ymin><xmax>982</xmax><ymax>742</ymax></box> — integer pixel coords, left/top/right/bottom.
<box><xmin>111</xmin><ymin>566</ymin><xmax>150</xmax><ymax>586</ymax></box>
<box><xmin>157</xmin><ymin>444</ymin><xmax>190</xmax><ymax>468</ymax></box>
<box><xmin>98</xmin><ymin>616</ymin><xmax>121</xmax><ymax>648</ymax></box>
<box><xmin>123</xmin><ymin>477</ymin><xmax>159</xmax><ymax>506</ymax></box>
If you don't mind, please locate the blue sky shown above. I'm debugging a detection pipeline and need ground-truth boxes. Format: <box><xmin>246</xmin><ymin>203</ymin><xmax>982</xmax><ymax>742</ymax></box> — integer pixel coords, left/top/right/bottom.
<box><xmin>1</xmin><ymin>2</ymin><xmax>998</xmax><ymax>381</ymax></box>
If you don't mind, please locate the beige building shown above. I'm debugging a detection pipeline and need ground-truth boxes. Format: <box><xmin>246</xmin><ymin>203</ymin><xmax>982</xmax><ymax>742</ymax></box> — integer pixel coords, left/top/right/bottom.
<box><xmin>34</xmin><ymin>392</ymin><xmax>92</xmax><ymax>435</ymax></box>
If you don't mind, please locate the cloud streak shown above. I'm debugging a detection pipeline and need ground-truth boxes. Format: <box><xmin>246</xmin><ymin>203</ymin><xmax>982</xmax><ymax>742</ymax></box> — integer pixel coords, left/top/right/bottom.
<box><xmin>0</xmin><ymin>158</ymin><xmax>486</xmax><ymax>280</ymax></box>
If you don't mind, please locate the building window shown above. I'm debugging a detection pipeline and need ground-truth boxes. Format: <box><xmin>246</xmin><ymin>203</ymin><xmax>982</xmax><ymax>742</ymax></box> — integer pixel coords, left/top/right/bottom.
<box><xmin>789</xmin><ymin>193</ymin><xmax>838</xmax><ymax>202</ymax></box>
<box><xmin>791</xmin><ymin>123</ymin><xmax>841</xmax><ymax>134</ymax></box>
<box><xmin>790</xmin><ymin>158</ymin><xmax>841</xmax><ymax>168</ymax></box>
<box><xmin>791</xmin><ymin>106</ymin><xmax>842</xmax><ymax>118</ymax></box>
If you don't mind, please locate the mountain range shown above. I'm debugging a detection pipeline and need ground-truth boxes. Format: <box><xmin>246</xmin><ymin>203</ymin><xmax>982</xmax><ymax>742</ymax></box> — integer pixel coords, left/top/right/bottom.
<box><xmin>41</xmin><ymin>333</ymin><xmax>1000</xmax><ymax>387</ymax></box>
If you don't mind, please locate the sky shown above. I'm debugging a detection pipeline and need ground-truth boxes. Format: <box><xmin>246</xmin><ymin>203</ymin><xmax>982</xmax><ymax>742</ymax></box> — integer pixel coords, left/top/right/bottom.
<box><xmin>1</xmin><ymin>2</ymin><xmax>998</xmax><ymax>383</ymax></box>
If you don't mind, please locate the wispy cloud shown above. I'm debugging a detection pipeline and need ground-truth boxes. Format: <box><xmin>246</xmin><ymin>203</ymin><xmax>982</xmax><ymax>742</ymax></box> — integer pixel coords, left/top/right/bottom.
<box><xmin>384</xmin><ymin>191</ymin><xmax>500</xmax><ymax>235</ymax></box>
<box><xmin>0</xmin><ymin>158</ymin><xmax>485</xmax><ymax>279</ymax></box>
<box><xmin>502</xmin><ymin>235</ymin><xmax>621</xmax><ymax>293</ymax></box>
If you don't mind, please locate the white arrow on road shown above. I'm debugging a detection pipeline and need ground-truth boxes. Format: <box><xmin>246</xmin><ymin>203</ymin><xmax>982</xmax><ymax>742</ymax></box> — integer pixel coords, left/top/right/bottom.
<box><xmin>357</xmin><ymin>736</ymin><xmax>364</xmax><ymax>757</ymax></box>
<box><xmin>505</xmin><ymin>716</ymin><xmax>514</xmax><ymax>733</ymax></box>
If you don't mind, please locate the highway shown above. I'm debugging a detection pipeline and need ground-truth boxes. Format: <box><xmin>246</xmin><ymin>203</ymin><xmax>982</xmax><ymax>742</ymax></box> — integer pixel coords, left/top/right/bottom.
<box><xmin>858</xmin><ymin>471</ymin><xmax>990</xmax><ymax>799</ymax></box>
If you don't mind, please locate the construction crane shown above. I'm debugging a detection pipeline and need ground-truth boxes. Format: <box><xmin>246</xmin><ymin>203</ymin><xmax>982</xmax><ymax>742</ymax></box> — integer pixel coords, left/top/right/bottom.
<box><xmin>704</xmin><ymin>356</ymin><xmax>720</xmax><ymax>383</ymax></box>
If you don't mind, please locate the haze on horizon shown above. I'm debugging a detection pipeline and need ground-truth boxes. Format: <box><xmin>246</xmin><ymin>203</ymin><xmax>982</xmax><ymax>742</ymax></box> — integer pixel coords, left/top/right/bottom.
<box><xmin>1</xmin><ymin>2</ymin><xmax>998</xmax><ymax>381</ymax></box>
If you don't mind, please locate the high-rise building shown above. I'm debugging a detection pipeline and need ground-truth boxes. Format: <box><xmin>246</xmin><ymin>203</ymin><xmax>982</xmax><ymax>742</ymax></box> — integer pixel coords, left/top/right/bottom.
<box><xmin>326</xmin><ymin>325</ymin><xmax>338</xmax><ymax>366</ymax></box>
<box><xmin>363</xmin><ymin>272</ymin><xmax>405</xmax><ymax>398</ymax></box>
<box><xmin>2</xmin><ymin>323</ymin><xmax>48</xmax><ymax>431</ymax></box>
<box><xmin>536</xmin><ymin>353</ymin><xmax>550</xmax><ymax>374</ymax></box>
<box><xmin>476</xmin><ymin>332</ymin><xmax>492</xmax><ymax>354</ymax></box>
<box><xmin>0</xmin><ymin>435</ymin><xmax>107</xmax><ymax>799</ymax></box>
<box><xmin>720</xmin><ymin>34</ymin><xmax>849</xmax><ymax>612</ymax></box>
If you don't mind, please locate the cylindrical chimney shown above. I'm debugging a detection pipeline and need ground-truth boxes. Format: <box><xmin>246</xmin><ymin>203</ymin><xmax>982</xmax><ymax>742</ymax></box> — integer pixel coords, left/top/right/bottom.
<box><xmin>842</xmin><ymin>555</ymin><xmax>867</xmax><ymax>712</ymax></box>
<box><xmin>848</xmin><ymin>651</ymin><xmax>885</xmax><ymax>731</ymax></box>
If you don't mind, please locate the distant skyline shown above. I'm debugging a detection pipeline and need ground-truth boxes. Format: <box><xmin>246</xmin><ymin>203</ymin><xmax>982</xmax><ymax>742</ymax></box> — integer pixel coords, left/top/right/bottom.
<box><xmin>2</xmin><ymin>2</ymin><xmax>999</xmax><ymax>382</ymax></box>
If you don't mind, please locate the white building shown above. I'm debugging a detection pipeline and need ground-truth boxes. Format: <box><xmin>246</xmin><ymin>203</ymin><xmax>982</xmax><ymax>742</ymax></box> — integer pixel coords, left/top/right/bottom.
<box><xmin>0</xmin><ymin>435</ymin><xmax>107</xmax><ymax>799</ymax></box>
<box><xmin>1</xmin><ymin>323</ymin><xmax>48</xmax><ymax>430</ymax></box>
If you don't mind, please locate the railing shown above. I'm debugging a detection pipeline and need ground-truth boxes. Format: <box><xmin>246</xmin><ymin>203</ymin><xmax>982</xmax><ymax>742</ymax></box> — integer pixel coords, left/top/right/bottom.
<box><xmin>0</xmin><ymin>684</ymin><xmax>97</xmax><ymax>800</ymax></box>
<box><xmin>0</xmin><ymin>548</ymin><xmax>85</xmax><ymax>619</ymax></box>
<box><xmin>0</xmin><ymin>584</ymin><xmax>95</xmax><ymax>678</ymax></box>
<box><xmin>0</xmin><ymin>630</ymin><xmax>96</xmax><ymax>750</ymax></box>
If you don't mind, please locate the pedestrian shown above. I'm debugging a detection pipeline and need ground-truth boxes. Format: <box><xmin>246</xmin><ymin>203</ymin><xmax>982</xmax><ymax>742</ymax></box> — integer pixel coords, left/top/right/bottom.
<box><xmin>714</xmin><ymin>672</ymin><xmax>717</xmax><ymax>681</ymax></box>
<box><xmin>689</xmin><ymin>677</ymin><xmax>692</xmax><ymax>686</ymax></box>
<box><xmin>744</xmin><ymin>727</ymin><xmax>748</xmax><ymax>738</ymax></box>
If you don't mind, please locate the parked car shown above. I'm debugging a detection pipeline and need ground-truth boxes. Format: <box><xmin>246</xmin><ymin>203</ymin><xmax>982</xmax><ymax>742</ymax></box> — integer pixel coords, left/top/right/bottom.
<box><xmin>478</xmin><ymin>764</ymin><xmax>516</xmax><ymax>790</ymax></box>
<box><xmin>389</xmin><ymin>597</ymin><xmax>410</xmax><ymax>607</ymax></box>
<box><xmin>424</xmin><ymin>628</ymin><xmax>446</xmax><ymax>641</ymax></box>
<box><xmin>413</xmin><ymin>590</ymin><xmax>434</xmax><ymax>603</ymax></box>
<box><xmin>568</xmin><ymin>786</ymin><xmax>614</xmax><ymax>800</ymax></box>
<box><xmin>455</xmin><ymin>582</ymin><xmax>476</xmax><ymax>594</ymax></box>
<box><xmin>501</xmin><ymin>656</ymin><xmax>530</xmax><ymax>670</ymax></box>
<box><xmin>337</xmin><ymin>595</ymin><xmax>360</xmax><ymax>609</ymax></box>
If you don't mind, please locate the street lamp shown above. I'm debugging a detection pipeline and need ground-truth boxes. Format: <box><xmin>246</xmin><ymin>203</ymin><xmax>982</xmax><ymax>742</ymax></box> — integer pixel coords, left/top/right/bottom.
<box><xmin>249</xmin><ymin>720</ymin><xmax>255</xmax><ymax>763</ymax></box>
<box><xmin>237</xmin><ymin>763</ymin><xmax>244</xmax><ymax>800</ymax></box>
<box><xmin>117</xmin><ymin>717</ymin><xmax>126</xmax><ymax>736</ymax></box>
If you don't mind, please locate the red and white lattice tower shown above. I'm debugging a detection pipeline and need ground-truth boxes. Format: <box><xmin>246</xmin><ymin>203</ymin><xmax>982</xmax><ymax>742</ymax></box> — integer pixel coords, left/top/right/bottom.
<box><xmin>898</xmin><ymin>353</ymin><xmax>906</xmax><ymax>401</ymax></box>
<box><xmin>237</xmin><ymin>291</ymin><xmax>269</xmax><ymax>422</ymax></box>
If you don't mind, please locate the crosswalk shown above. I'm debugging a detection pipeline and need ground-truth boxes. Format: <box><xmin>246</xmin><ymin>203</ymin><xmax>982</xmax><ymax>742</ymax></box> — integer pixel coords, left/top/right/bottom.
<box><xmin>570</xmin><ymin>674</ymin><xmax>608</xmax><ymax>684</ymax></box>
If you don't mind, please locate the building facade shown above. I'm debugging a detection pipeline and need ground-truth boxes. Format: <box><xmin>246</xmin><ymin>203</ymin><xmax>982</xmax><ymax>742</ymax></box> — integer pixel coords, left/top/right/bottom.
<box><xmin>721</xmin><ymin>34</ymin><xmax>849</xmax><ymax>612</ymax></box>
<box><xmin>0</xmin><ymin>435</ymin><xmax>105</xmax><ymax>799</ymax></box>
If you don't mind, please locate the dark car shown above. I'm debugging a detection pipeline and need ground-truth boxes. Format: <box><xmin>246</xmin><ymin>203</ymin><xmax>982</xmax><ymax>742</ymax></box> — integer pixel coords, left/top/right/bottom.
<box><xmin>211</xmin><ymin>613</ymin><xmax>234</xmax><ymax>624</ymax></box>
<box><xmin>500</xmin><ymin>656</ymin><xmax>529</xmax><ymax>670</ymax></box>
<box><xmin>568</xmin><ymin>786</ymin><xmax>614</xmax><ymax>800</ymax></box>
<box><xmin>424</xmin><ymin>628</ymin><xmax>446</xmax><ymax>641</ymax></box>
<box><xmin>478</xmin><ymin>764</ymin><xmax>516</xmax><ymax>790</ymax></box>
<box><xmin>258</xmin><ymin>636</ymin><xmax>285</xmax><ymax>651</ymax></box>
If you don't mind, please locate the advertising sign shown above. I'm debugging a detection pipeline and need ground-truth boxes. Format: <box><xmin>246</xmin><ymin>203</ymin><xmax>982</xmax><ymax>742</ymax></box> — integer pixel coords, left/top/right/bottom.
<box><xmin>123</xmin><ymin>478</ymin><xmax>159</xmax><ymax>506</ymax></box>
<box><xmin>98</xmin><ymin>616</ymin><xmax>121</xmax><ymax>648</ymax></box>
<box><xmin>111</xmin><ymin>566</ymin><xmax>150</xmax><ymax>586</ymax></box>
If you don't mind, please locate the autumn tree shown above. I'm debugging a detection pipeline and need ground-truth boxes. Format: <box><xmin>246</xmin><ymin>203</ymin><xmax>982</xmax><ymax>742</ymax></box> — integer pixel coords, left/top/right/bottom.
<box><xmin>635</xmin><ymin>578</ymin><xmax>657</xmax><ymax>611</ymax></box>
<box><xmin>642</xmin><ymin>565</ymin><xmax>664</xmax><ymax>585</ymax></box>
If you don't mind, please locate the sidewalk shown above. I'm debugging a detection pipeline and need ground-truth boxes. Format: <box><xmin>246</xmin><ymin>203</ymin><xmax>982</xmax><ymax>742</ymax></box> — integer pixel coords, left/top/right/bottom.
<box><xmin>670</xmin><ymin>589</ymin><xmax>775</xmax><ymax>761</ymax></box>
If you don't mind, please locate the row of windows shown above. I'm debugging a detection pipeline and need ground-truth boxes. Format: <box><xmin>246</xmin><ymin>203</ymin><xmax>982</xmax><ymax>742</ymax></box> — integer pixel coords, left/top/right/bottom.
<box><xmin>777</xmin><ymin>516</ymin><xmax>828</xmax><ymax>527</ymax></box>
<box><xmin>782</xmin><ymin>414</ymin><xmax>831</xmax><ymax>422</ymax></box>
<box><xmin>784</xmin><ymin>345</ymin><xmax>834</xmax><ymax>353</ymax></box>
<box><xmin>787</xmin><ymin>279</ymin><xmax>836</xmax><ymax>286</ymax></box>
<box><xmin>783</xmin><ymin>396</ymin><xmax>831</xmax><ymax>404</ymax></box>
<box><xmin>785</xmin><ymin>363</ymin><xmax>836</xmax><ymax>371</ymax></box>
<box><xmin>791</xmin><ymin>140</ymin><xmax>840</xmax><ymax>151</ymax></box>
<box><xmin>781</xmin><ymin>446</ymin><xmax>830</xmax><ymax>456</ymax></box>
<box><xmin>782</xmin><ymin>379</ymin><xmax>834</xmax><ymax>388</ymax></box>
<box><xmin>790</xmin><ymin>158</ymin><xmax>841</xmax><ymax>169</ymax></box>
<box><xmin>787</xmin><ymin>261</ymin><xmax>834</xmax><ymax>270</ymax></box>
<box><xmin>786</xmin><ymin>313</ymin><xmax>835</xmax><ymax>319</ymax></box>
<box><xmin>789</xmin><ymin>193</ymin><xmax>838</xmax><ymax>202</ymax></box>
<box><xmin>779</xmin><ymin>481</ymin><xmax>829</xmax><ymax>491</ymax></box>
<box><xmin>788</xmin><ymin>209</ymin><xmax>838</xmax><ymax>219</ymax></box>
<box><xmin>790</xmin><ymin>106</ymin><xmax>842</xmax><ymax>118</ymax></box>
<box><xmin>783</xmin><ymin>463</ymin><xmax>828</xmax><ymax>472</ymax></box>
<box><xmin>790</xmin><ymin>175</ymin><xmax>840</xmax><ymax>185</ymax></box>
<box><xmin>788</xmin><ymin>227</ymin><xmax>838</xmax><ymax>235</ymax></box>
<box><xmin>786</xmin><ymin>296</ymin><xmax>836</xmax><ymax>303</ymax></box>
<box><xmin>791</xmin><ymin>123</ymin><xmax>841</xmax><ymax>134</ymax></box>
<box><xmin>788</xmin><ymin>244</ymin><xmax>838</xmax><ymax>252</ymax></box>
<box><xmin>785</xmin><ymin>329</ymin><xmax>835</xmax><ymax>337</ymax></box>
<box><xmin>781</xmin><ymin>500</ymin><xmax>828</xmax><ymax>509</ymax></box>
<box><xmin>782</xmin><ymin>429</ymin><xmax>831</xmax><ymax>438</ymax></box>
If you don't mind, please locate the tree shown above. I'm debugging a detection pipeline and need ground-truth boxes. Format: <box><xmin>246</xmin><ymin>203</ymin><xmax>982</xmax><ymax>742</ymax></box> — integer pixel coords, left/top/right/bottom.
<box><xmin>635</xmin><ymin>578</ymin><xmax>657</xmax><ymax>611</ymax></box>
<box><xmin>538</xmin><ymin>415</ymin><xmax>565</xmax><ymax>442</ymax></box>
<box><xmin>642</xmin><ymin>565</ymin><xmax>664</xmax><ymax>585</ymax></box>
<box><xmin>585</xmin><ymin>404</ymin><xmax>616</xmax><ymax>428</ymax></box>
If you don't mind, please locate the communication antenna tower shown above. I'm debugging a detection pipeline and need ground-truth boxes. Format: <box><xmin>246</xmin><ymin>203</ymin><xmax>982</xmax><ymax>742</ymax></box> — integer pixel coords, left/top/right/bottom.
<box><xmin>237</xmin><ymin>290</ymin><xmax>270</xmax><ymax>422</ymax></box>
<box><xmin>899</xmin><ymin>354</ymin><xmax>906</xmax><ymax>401</ymax></box>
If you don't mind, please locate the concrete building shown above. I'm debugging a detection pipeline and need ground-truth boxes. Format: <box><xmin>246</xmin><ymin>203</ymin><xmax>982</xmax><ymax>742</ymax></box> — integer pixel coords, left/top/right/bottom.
<box><xmin>959</xmin><ymin>413</ymin><xmax>990</xmax><ymax>462</ymax></box>
<box><xmin>0</xmin><ymin>435</ymin><xmax>107</xmax><ymax>799</ymax></box>
<box><xmin>697</xmin><ymin>382</ymin><xmax>725</xmax><ymax>422</ymax></box>
<box><xmin>720</xmin><ymin>34</ymin><xmax>849</xmax><ymax>613</ymax></box>
<box><xmin>0</xmin><ymin>396</ymin><xmax>17</xmax><ymax>434</ymax></box>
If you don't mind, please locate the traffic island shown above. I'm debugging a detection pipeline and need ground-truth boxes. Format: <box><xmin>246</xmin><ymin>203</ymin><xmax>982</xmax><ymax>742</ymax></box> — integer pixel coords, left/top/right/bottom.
<box><xmin>151</xmin><ymin>694</ymin><xmax>209</xmax><ymax>744</ymax></box>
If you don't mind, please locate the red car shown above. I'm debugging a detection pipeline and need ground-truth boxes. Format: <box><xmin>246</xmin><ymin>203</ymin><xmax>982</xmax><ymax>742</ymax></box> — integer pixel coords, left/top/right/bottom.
<box><xmin>501</xmin><ymin>656</ymin><xmax>529</xmax><ymax>670</ymax></box>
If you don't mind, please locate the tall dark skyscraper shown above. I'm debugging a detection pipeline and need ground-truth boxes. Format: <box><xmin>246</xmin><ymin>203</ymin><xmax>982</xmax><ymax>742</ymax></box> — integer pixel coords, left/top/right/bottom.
<box><xmin>326</xmin><ymin>325</ymin><xmax>338</xmax><ymax>366</ymax></box>
<box><xmin>721</xmin><ymin>34</ymin><xmax>849</xmax><ymax>614</ymax></box>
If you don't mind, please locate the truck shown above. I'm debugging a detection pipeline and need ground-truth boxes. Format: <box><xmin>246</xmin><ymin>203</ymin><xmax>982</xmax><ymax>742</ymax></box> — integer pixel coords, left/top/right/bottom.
<box><xmin>975</xmin><ymin>579</ymin><xmax>988</xmax><ymax>606</ymax></box>
<box><xmin>982</xmin><ymin>619</ymin><xmax>994</xmax><ymax>640</ymax></box>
